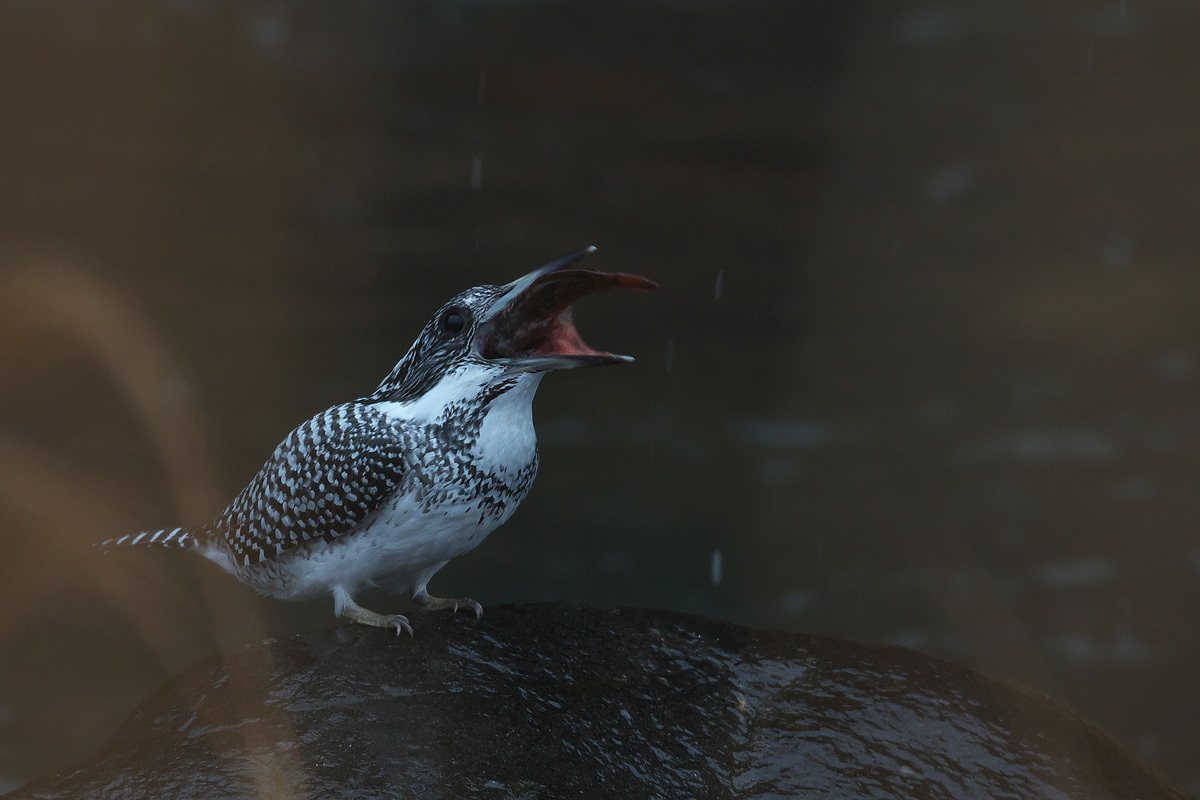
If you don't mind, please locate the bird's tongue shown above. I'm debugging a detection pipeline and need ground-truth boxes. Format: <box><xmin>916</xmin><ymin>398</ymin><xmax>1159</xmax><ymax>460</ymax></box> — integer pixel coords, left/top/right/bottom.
<box><xmin>483</xmin><ymin>269</ymin><xmax>656</xmax><ymax>360</ymax></box>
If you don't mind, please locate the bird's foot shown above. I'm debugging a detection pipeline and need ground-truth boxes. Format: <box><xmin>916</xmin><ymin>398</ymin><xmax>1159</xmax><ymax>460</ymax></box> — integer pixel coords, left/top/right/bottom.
<box><xmin>413</xmin><ymin>588</ymin><xmax>483</xmax><ymax>619</ymax></box>
<box><xmin>338</xmin><ymin>597</ymin><xmax>414</xmax><ymax>636</ymax></box>
<box><xmin>379</xmin><ymin>614</ymin><xmax>415</xmax><ymax>636</ymax></box>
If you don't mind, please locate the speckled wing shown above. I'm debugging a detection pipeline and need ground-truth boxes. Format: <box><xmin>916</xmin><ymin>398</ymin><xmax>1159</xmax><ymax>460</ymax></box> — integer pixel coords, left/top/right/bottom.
<box><xmin>213</xmin><ymin>402</ymin><xmax>410</xmax><ymax>567</ymax></box>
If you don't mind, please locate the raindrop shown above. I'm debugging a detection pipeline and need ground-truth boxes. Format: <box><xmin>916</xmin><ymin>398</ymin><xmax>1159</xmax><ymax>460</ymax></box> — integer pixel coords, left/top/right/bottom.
<box><xmin>714</xmin><ymin>270</ymin><xmax>724</xmax><ymax>301</ymax></box>
<box><xmin>711</xmin><ymin>548</ymin><xmax>723</xmax><ymax>586</ymax></box>
<box><xmin>778</xmin><ymin>588</ymin><xmax>818</xmax><ymax>615</ymax></box>
<box><xmin>1155</xmin><ymin>349</ymin><xmax>1195</xmax><ymax>381</ymax></box>
<box><xmin>471</xmin><ymin>157</ymin><xmax>483</xmax><ymax>190</ymax></box>
<box><xmin>249</xmin><ymin>13</ymin><xmax>287</xmax><ymax>50</ymax></box>
<box><xmin>925</xmin><ymin>162</ymin><xmax>974</xmax><ymax>203</ymax></box>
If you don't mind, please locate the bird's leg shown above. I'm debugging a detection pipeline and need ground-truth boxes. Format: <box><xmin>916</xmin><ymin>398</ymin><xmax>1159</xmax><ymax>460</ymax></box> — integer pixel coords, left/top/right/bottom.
<box><xmin>413</xmin><ymin>587</ymin><xmax>484</xmax><ymax>619</ymax></box>
<box><xmin>333</xmin><ymin>588</ymin><xmax>413</xmax><ymax>636</ymax></box>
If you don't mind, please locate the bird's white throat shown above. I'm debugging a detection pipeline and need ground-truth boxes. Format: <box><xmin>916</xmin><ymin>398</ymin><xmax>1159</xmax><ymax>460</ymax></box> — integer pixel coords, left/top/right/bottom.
<box><xmin>375</xmin><ymin>367</ymin><xmax>543</xmax><ymax>466</ymax></box>
<box><xmin>473</xmin><ymin>372</ymin><xmax>542</xmax><ymax>471</ymax></box>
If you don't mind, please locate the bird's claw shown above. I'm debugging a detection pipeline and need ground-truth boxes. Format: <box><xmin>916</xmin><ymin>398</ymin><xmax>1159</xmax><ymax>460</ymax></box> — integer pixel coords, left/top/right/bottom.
<box><xmin>336</xmin><ymin>595</ymin><xmax>416</xmax><ymax>637</ymax></box>
<box><xmin>445</xmin><ymin>597</ymin><xmax>484</xmax><ymax>618</ymax></box>
<box><xmin>385</xmin><ymin>614</ymin><xmax>414</xmax><ymax>637</ymax></box>
<box><xmin>445</xmin><ymin>597</ymin><xmax>483</xmax><ymax>619</ymax></box>
<box><xmin>415</xmin><ymin>591</ymin><xmax>484</xmax><ymax>619</ymax></box>
<box><xmin>463</xmin><ymin>598</ymin><xmax>483</xmax><ymax>619</ymax></box>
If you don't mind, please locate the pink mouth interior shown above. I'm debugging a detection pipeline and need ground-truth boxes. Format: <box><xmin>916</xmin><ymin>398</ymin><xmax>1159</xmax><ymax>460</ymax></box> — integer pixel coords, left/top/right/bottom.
<box><xmin>483</xmin><ymin>269</ymin><xmax>657</xmax><ymax>359</ymax></box>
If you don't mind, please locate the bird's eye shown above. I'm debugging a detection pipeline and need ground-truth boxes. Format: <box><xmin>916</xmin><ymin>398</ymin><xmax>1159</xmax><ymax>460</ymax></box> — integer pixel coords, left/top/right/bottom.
<box><xmin>441</xmin><ymin>308</ymin><xmax>466</xmax><ymax>335</ymax></box>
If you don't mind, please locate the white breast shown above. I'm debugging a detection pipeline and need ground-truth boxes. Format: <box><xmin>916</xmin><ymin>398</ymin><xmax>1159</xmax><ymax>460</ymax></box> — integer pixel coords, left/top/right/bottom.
<box><xmin>259</xmin><ymin>493</ymin><xmax>503</xmax><ymax>601</ymax></box>
<box><xmin>473</xmin><ymin>373</ymin><xmax>541</xmax><ymax>471</ymax></box>
<box><xmin>249</xmin><ymin>371</ymin><xmax>543</xmax><ymax>601</ymax></box>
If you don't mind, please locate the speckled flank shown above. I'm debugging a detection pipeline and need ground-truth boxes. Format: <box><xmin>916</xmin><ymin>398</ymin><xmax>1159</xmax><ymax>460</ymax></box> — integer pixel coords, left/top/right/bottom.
<box><xmin>225</xmin><ymin>372</ymin><xmax>540</xmax><ymax>599</ymax></box>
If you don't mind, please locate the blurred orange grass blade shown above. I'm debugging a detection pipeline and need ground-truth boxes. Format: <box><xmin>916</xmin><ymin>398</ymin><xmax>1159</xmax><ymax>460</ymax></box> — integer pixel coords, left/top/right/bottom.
<box><xmin>0</xmin><ymin>265</ymin><xmax>220</xmax><ymax>519</ymax></box>
<box><xmin>0</xmin><ymin>262</ymin><xmax>308</xmax><ymax>798</ymax></box>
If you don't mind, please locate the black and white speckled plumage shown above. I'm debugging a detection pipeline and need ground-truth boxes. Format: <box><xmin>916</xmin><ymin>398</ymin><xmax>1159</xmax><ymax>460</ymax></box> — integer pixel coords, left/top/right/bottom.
<box><xmin>101</xmin><ymin>249</ymin><xmax>648</xmax><ymax>633</ymax></box>
<box><xmin>205</xmin><ymin>375</ymin><xmax>529</xmax><ymax>565</ymax></box>
<box><xmin>216</xmin><ymin>402</ymin><xmax>413</xmax><ymax>567</ymax></box>
<box><xmin>370</xmin><ymin>285</ymin><xmax>507</xmax><ymax>403</ymax></box>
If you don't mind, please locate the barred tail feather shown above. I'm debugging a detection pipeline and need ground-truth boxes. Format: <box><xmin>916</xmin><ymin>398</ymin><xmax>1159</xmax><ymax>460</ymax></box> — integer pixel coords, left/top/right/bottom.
<box><xmin>98</xmin><ymin>526</ymin><xmax>200</xmax><ymax>551</ymax></box>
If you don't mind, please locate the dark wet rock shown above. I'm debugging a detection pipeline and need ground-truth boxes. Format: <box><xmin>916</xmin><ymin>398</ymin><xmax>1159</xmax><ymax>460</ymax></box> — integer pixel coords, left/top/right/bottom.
<box><xmin>11</xmin><ymin>604</ymin><xmax>1188</xmax><ymax>799</ymax></box>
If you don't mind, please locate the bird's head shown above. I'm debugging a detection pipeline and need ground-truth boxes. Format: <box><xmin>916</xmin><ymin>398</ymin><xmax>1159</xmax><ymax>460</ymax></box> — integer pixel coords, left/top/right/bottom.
<box><xmin>370</xmin><ymin>247</ymin><xmax>656</xmax><ymax>404</ymax></box>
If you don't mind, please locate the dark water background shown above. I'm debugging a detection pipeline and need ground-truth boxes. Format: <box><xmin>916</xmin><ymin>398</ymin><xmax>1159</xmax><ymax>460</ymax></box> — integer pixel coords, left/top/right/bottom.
<box><xmin>1</xmin><ymin>0</ymin><xmax>1199</xmax><ymax>792</ymax></box>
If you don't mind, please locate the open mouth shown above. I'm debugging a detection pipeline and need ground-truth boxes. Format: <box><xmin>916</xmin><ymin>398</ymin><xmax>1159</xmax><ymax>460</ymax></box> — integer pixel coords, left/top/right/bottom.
<box><xmin>480</xmin><ymin>249</ymin><xmax>657</xmax><ymax>372</ymax></box>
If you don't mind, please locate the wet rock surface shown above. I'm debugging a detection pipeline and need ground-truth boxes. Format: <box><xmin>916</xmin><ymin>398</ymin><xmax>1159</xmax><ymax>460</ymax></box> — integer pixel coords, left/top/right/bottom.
<box><xmin>11</xmin><ymin>604</ymin><xmax>1188</xmax><ymax>799</ymax></box>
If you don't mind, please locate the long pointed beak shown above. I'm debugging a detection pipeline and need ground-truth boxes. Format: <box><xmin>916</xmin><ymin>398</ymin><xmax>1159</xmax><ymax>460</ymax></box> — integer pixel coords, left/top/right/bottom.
<box><xmin>482</xmin><ymin>246</ymin><xmax>598</xmax><ymax>322</ymax></box>
<box><xmin>477</xmin><ymin>246</ymin><xmax>656</xmax><ymax>372</ymax></box>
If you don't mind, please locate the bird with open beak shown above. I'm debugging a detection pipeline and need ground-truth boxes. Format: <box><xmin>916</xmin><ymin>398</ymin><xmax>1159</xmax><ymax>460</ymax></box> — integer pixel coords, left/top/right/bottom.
<box><xmin>102</xmin><ymin>248</ymin><xmax>655</xmax><ymax>635</ymax></box>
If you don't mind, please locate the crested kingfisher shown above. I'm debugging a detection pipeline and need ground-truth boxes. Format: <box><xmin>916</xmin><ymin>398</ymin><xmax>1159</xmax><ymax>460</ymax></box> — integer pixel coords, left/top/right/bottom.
<box><xmin>103</xmin><ymin>248</ymin><xmax>655</xmax><ymax>635</ymax></box>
